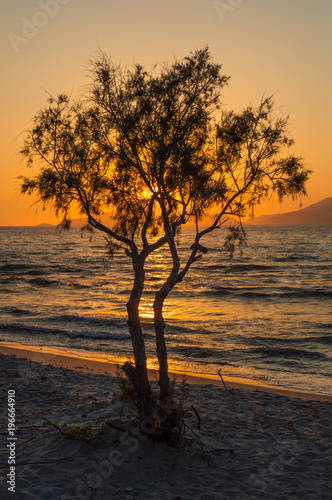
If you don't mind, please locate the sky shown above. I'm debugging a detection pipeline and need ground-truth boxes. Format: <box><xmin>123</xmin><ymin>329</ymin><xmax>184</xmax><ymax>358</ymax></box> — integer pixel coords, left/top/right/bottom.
<box><xmin>0</xmin><ymin>0</ymin><xmax>331</xmax><ymax>226</ymax></box>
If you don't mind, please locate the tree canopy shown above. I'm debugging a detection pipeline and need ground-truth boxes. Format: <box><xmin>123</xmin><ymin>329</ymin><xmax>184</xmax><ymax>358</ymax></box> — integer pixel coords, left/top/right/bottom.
<box><xmin>20</xmin><ymin>47</ymin><xmax>311</xmax><ymax>433</ymax></box>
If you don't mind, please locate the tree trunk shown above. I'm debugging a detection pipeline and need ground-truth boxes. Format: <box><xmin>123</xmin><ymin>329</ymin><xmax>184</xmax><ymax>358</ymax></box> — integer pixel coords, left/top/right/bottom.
<box><xmin>153</xmin><ymin>290</ymin><xmax>170</xmax><ymax>403</ymax></box>
<box><xmin>125</xmin><ymin>257</ymin><xmax>153</xmax><ymax>419</ymax></box>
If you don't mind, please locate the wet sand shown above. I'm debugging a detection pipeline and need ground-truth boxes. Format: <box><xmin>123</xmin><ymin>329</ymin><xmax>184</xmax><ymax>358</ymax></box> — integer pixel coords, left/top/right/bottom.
<box><xmin>1</xmin><ymin>341</ymin><xmax>331</xmax><ymax>402</ymax></box>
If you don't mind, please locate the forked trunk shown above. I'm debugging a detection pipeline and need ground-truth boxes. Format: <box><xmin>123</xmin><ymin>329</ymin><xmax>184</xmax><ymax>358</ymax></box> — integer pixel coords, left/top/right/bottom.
<box><xmin>153</xmin><ymin>289</ymin><xmax>185</xmax><ymax>446</ymax></box>
<box><xmin>153</xmin><ymin>290</ymin><xmax>170</xmax><ymax>403</ymax></box>
<box><xmin>125</xmin><ymin>258</ymin><xmax>153</xmax><ymax>419</ymax></box>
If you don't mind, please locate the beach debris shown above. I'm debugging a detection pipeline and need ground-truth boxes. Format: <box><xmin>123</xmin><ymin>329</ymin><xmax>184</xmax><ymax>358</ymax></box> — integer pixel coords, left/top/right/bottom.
<box><xmin>191</xmin><ymin>405</ymin><xmax>201</xmax><ymax>429</ymax></box>
<box><xmin>106</xmin><ymin>421</ymin><xmax>127</xmax><ymax>433</ymax></box>
<box><xmin>208</xmin><ymin>447</ymin><xmax>234</xmax><ymax>455</ymax></box>
<box><xmin>64</xmin><ymin>425</ymin><xmax>94</xmax><ymax>442</ymax></box>
<box><xmin>217</xmin><ymin>369</ymin><xmax>234</xmax><ymax>408</ymax></box>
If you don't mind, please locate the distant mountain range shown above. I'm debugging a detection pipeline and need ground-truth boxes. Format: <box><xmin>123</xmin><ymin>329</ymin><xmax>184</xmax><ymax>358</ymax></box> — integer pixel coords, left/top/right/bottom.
<box><xmin>36</xmin><ymin>198</ymin><xmax>332</xmax><ymax>228</ymax></box>
<box><xmin>36</xmin><ymin>216</ymin><xmax>112</xmax><ymax>228</ymax></box>
<box><xmin>245</xmin><ymin>198</ymin><xmax>332</xmax><ymax>225</ymax></box>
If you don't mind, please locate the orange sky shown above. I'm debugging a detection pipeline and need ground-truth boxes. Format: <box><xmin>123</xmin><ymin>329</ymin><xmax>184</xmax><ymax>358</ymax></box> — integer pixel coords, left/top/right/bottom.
<box><xmin>1</xmin><ymin>0</ymin><xmax>331</xmax><ymax>226</ymax></box>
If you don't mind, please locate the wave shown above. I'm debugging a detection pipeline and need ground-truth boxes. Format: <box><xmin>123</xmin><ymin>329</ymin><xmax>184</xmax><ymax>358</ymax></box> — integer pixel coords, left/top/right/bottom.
<box><xmin>49</xmin><ymin>266</ymin><xmax>82</xmax><ymax>273</ymax></box>
<box><xmin>171</xmin><ymin>345</ymin><xmax>236</xmax><ymax>366</ymax></box>
<box><xmin>89</xmin><ymin>244</ymin><xmax>105</xmax><ymax>250</ymax></box>
<box><xmin>1</xmin><ymin>307</ymin><xmax>34</xmax><ymax>316</ymax></box>
<box><xmin>48</xmin><ymin>314</ymin><xmax>128</xmax><ymax>328</ymax></box>
<box><xmin>274</xmin><ymin>255</ymin><xmax>321</xmax><ymax>262</ymax></box>
<box><xmin>252</xmin><ymin>347</ymin><xmax>330</xmax><ymax>361</ymax></box>
<box><xmin>1</xmin><ymin>276</ymin><xmax>25</xmax><ymax>282</ymax></box>
<box><xmin>206</xmin><ymin>263</ymin><xmax>273</xmax><ymax>272</ymax></box>
<box><xmin>0</xmin><ymin>322</ymin><xmax>131</xmax><ymax>341</ymax></box>
<box><xmin>66</xmin><ymin>331</ymin><xmax>130</xmax><ymax>340</ymax></box>
<box><xmin>28</xmin><ymin>278</ymin><xmax>60</xmax><ymax>287</ymax></box>
<box><xmin>50</xmin><ymin>265</ymin><xmax>100</xmax><ymax>275</ymax></box>
<box><xmin>0</xmin><ymin>263</ymin><xmax>102</xmax><ymax>277</ymax></box>
<box><xmin>303</xmin><ymin>335</ymin><xmax>332</xmax><ymax>345</ymax></box>
<box><xmin>117</xmin><ymin>289</ymin><xmax>132</xmax><ymax>295</ymax></box>
<box><xmin>65</xmin><ymin>282</ymin><xmax>91</xmax><ymax>289</ymax></box>
<box><xmin>315</xmin><ymin>323</ymin><xmax>332</xmax><ymax>330</ymax></box>
<box><xmin>24</xmin><ymin>269</ymin><xmax>49</xmax><ymax>276</ymax></box>
<box><xmin>165</xmin><ymin>321</ymin><xmax>216</xmax><ymax>337</ymax></box>
<box><xmin>208</xmin><ymin>288</ymin><xmax>332</xmax><ymax>299</ymax></box>
<box><xmin>0</xmin><ymin>264</ymin><xmax>49</xmax><ymax>277</ymax></box>
<box><xmin>172</xmin><ymin>345</ymin><xmax>224</xmax><ymax>358</ymax></box>
<box><xmin>207</xmin><ymin>289</ymin><xmax>234</xmax><ymax>296</ymax></box>
<box><xmin>0</xmin><ymin>263</ymin><xmax>31</xmax><ymax>272</ymax></box>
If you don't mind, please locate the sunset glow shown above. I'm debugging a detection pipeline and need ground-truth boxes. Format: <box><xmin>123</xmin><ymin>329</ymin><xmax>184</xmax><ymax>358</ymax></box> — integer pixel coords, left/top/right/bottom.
<box><xmin>0</xmin><ymin>1</ymin><xmax>331</xmax><ymax>225</ymax></box>
<box><xmin>1</xmin><ymin>4</ymin><xmax>331</xmax><ymax>498</ymax></box>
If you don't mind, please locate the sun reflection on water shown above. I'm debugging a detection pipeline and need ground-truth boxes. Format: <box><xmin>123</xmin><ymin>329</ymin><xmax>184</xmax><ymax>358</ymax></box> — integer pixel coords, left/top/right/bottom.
<box><xmin>138</xmin><ymin>244</ymin><xmax>180</xmax><ymax>320</ymax></box>
<box><xmin>139</xmin><ymin>297</ymin><xmax>177</xmax><ymax>320</ymax></box>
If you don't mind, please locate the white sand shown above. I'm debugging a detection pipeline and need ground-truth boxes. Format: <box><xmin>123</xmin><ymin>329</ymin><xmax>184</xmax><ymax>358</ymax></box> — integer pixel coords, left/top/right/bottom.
<box><xmin>0</xmin><ymin>343</ymin><xmax>331</xmax><ymax>499</ymax></box>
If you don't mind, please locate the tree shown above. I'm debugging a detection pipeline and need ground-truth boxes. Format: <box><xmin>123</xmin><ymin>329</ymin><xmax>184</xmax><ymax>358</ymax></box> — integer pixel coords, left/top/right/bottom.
<box><xmin>20</xmin><ymin>47</ymin><xmax>310</xmax><ymax>437</ymax></box>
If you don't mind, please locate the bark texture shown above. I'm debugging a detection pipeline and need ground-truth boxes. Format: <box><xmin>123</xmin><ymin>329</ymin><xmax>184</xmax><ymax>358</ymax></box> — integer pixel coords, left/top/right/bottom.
<box><xmin>125</xmin><ymin>256</ymin><xmax>153</xmax><ymax>418</ymax></box>
<box><xmin>153</xmin><ymin>290</ymin><xmax>170</xmax><ymax>403</ymax></box>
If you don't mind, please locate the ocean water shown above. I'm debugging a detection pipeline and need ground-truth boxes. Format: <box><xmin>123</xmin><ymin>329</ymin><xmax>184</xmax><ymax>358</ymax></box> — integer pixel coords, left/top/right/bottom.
<box><xmin>0</xmin><ymin>225</ymin><xmax>331</xmax><ymax>394</ymax></box>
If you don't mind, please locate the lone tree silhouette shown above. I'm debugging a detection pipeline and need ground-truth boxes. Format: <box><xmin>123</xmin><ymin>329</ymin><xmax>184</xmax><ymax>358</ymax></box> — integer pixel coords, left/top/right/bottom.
<box><xmin>20</xmin><ymin>47</ymin><xmax>310</xmax><ymax>438</ymax></box>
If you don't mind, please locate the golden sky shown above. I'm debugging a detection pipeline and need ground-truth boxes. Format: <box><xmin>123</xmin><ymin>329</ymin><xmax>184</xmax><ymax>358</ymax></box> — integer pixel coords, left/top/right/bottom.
<box><xmin>1</xmin><ymin>0</ymin><xmax>331</xmax><ymax>226</ymax></box>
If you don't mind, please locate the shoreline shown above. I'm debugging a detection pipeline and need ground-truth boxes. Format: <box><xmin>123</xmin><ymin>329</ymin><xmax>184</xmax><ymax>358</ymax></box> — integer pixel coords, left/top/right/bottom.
<box><xmin>1</xmin><ymin>340</ymin><xmax>331</xmax><ymax>402</ymax></box>
<box><xmin>1</xmin><ymin>342</ymin><xmax>332</xmax><ymax>498</ymax></box>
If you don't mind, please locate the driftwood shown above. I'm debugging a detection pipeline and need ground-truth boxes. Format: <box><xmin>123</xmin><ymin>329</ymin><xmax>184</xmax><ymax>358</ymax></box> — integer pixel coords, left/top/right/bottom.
<box><xmin>191</xmin><ymin>405</ymin><xmax>201</xmax><ymax>429</ymax></box>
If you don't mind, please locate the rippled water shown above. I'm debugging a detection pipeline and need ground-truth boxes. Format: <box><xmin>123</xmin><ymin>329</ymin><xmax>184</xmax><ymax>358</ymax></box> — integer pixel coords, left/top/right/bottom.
<box><xmin>0</xmin><ymin>225</ymin><xmax>331</xmax><ymax>394</ymax></box>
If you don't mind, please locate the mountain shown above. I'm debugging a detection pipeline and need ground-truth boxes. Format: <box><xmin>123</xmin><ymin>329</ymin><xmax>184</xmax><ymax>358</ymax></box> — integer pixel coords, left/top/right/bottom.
<box><xmin>245</xmin><ymin>198</ymin><xmax>332</xmax><ymax>225</ymax></box>
<box><xmin>33</xmin><ymin>199</ymin><xmax>332</xmax><ymax>227</ymax></box>
<box><xmin>33</xmin><ymin>216</ymin><xmax>113</xmax><ymax>228</ymax></box>
<box><xmin>35</xmin><ymin>223</ymin><xmax>56</xmax><ymax>227</ymax></box>
<box><xmin>69</xmin><ymin>215</ymin><xmax>113</xmax><ymax>228</ymax></box>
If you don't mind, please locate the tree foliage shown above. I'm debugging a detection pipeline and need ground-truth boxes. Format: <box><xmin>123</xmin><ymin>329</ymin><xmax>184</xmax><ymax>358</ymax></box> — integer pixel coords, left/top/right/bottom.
<box><xmin>20</xmin><ymin>47</ymin><xmax>311</xmax><ymax>433</ymax></box>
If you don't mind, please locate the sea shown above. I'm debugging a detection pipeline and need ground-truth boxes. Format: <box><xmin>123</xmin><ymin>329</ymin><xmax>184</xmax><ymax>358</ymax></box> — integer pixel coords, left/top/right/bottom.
<box><xmin>0</xmin><ymin>224</ymin><xmax>331</xmax><ymax>395</ymax></box>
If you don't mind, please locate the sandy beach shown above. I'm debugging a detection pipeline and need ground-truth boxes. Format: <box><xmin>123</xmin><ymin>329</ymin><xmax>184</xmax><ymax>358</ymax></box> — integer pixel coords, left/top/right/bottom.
<box><xmin>1</xmin><ymin>342</ymin><xmax>332</xmax><ymax>499</ymax></box>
